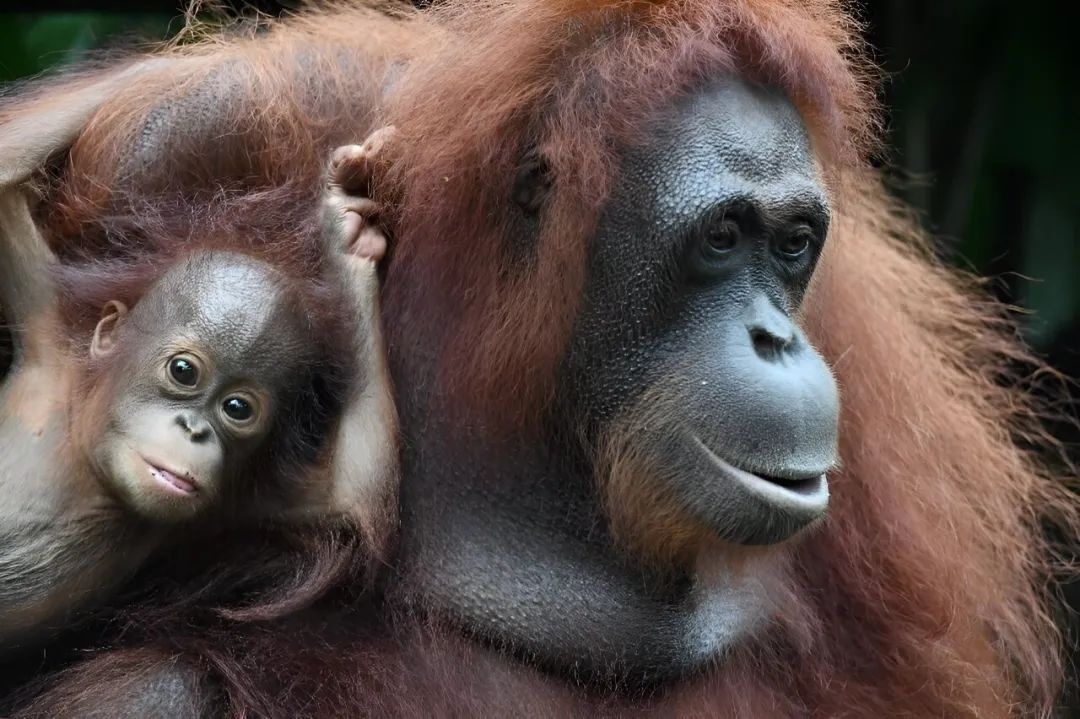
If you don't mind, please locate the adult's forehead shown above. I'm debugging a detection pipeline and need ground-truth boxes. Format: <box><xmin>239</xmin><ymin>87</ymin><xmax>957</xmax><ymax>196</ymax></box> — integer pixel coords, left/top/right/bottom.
<box><xmin>620</xmin><ymin>76</ymin><xmax>826</xmax><ymax>222</ymax></box>
<box><xmin>666</xmin><ymin>78</ymin><xmax>817</xmax><ymax>174</ymax></box>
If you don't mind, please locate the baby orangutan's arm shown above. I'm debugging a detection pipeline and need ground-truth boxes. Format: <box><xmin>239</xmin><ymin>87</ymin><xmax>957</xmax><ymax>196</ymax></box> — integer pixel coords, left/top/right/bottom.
<box><xmin>0</xmin><ymin>190</ymin><xmax>58</xmax><ymax>370</ymax></box>
<box><xmin>318</xmin><ymin>127</ymin><xmax>400</xmax><ymax>555</ymax></box>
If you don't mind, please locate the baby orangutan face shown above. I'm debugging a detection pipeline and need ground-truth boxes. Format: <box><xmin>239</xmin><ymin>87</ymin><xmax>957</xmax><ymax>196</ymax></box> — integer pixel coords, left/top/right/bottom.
<box><xmin>88</xmin><ymin>251</ymin><xmax>309</xmax><ymax>522</ymax></box>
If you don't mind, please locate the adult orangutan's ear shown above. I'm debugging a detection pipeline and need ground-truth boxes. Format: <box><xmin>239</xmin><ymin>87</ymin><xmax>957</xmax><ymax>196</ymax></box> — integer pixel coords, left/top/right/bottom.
<box><xmin>511</xmin><ymin>147</ymin><xmax>552</xmax><ymax>217</ymax></box>
<box><xmin>91</xmin><ymin>301</ymin><xmax>129</xmax><ymax>359</ymax></box>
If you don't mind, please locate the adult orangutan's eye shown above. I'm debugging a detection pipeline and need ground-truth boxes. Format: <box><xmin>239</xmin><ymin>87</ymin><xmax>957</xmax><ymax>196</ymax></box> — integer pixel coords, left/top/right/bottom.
<box><xmin>704</xmin><ymin>219</ymin><xmax>739</xmax><ymax>257</ymax></box>
<box><xmin>778</xmin><ymin>231</ymin><xmax>812</xmax><ymax>259</ymax></box>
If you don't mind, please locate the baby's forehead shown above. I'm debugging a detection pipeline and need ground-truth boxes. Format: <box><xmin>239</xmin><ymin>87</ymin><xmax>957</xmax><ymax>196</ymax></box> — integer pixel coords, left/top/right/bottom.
<box><xmin>190</xmin><ymin>265</ymin><xmax>280</xmax><ymax>338</ymax></box>
<box><xmin>150</xmin><ymin>254</ymin><xmax>309</xmax><ymax>373</ymax></box>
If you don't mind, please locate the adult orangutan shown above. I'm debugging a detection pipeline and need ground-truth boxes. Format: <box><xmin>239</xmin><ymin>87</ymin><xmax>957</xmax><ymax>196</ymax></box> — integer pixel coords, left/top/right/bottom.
<box><xmin>0</xmin><ymin>1</ymin><xmax>1075</xmax><ymax>717</ymax></box>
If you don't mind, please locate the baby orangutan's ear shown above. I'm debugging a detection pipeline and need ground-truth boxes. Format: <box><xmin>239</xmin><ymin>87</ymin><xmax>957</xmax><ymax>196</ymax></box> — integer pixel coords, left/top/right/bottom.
<box><xmin>91</xmin><ymin>300</ymin><xmax>129</xmax><ymax>360</ymax></box>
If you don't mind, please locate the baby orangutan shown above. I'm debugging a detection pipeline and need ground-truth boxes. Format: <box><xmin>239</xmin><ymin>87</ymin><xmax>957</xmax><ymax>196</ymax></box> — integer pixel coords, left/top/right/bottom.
<box><xmin>0</xmin><ymin>132</ymin><xmax>398</xmax><ymax>651</ymax></box>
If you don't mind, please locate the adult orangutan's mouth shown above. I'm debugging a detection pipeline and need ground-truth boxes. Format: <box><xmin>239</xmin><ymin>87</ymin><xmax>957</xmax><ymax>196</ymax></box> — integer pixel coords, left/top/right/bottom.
<box><xmin>690</xmin><ymin>436</ymin><xmax>829</xmax><ymax>513</ymax></box>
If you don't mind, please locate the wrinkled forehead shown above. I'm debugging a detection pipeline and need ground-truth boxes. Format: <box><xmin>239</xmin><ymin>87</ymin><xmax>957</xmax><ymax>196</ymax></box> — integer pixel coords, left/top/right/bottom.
<box><xmin>627</xmin><ymin>77</ymin><xmax>826</xmax><ymax>210</ymax></box>
<box><xmin>138</xmin><ymin>253</ymin><xmax>307</xmax><ymax>375</ymax></box>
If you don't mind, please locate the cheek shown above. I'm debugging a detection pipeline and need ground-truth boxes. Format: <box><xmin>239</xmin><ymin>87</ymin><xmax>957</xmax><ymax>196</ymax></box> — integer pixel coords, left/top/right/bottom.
<box><xmin>95</xmin><ymin>404</ymin><xmax>172</xmax><ymax>481</ymax></box>
<box><xmin>566</xmin><ymin>309</ymin><xmax>693</xmax><ymax>424</ymax></box>
<box><xmin>219</xmin><ymin>433</ymin><xmax>263</xmax><ymax>465</ymax></box>
<box><xmin>595</xmin><ymin>399</ymin><xmax>713</xmax><ymax>566</ymax></box>
<box><xmin>111</xmin><ymin>402</ymin><xmax>172</xmax><ymax>443</ymax></box>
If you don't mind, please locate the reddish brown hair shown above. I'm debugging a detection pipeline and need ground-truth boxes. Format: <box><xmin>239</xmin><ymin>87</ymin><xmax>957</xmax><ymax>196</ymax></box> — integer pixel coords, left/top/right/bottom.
<box><xmin>381</xmin><ymin>0</ymin><xmax>878</xmax><ymax>427</ymax></box>
<box><xmin>2</xmin><ymin>2</ymin><xmax>1074</xmax><ymax>717</ymax></box>
<box><xmin>377</xmin><ymin>2</ymin><xmax>1076</xmax><ymax>715</ymax></box>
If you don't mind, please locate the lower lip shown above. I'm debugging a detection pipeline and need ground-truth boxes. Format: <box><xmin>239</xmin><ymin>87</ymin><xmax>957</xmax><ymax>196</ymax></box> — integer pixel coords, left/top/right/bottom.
<box><xmin>145</xmin><ymin>461</ymin><xmax>198</xmax><ymax>495</ymax></box>
<box><xmin>690</xmin><ymin>437</ymin><xmax>828</xmax><ymax>508</ymax></box>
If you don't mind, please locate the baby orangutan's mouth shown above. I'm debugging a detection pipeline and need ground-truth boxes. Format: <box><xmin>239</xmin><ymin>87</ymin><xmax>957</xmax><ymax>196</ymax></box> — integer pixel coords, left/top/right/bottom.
<box><xmin>143</xmin><ymin>458</ymin><xmax>198</xmax><ymax>495</ymax></box>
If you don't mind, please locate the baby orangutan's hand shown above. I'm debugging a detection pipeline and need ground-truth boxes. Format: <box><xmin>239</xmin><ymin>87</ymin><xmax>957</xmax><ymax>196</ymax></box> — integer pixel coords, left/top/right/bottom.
<box><xmin>324</xmin><ymin>126</ymin><xmax>397</xmax><ymax>262</ymax></box>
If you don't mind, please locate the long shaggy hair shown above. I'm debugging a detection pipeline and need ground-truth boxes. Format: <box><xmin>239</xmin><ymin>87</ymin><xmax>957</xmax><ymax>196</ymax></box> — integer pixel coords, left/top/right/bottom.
<box><xmin>1</xmin><ymin>1</ymin><xmax>1075</xmax><ymax>717</ymax></box>
<box><xmin>378</xmin><ymin>1</ymin><xmax>1078</xmax><ymax>716</ymax></box>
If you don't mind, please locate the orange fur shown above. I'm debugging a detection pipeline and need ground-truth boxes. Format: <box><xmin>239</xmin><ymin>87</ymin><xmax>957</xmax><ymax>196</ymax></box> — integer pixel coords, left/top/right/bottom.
<box><xmin>382</xmin><ymin>0</ymin><xmax>879</xmax><ymax>428</ymax></box>
<box><xmin>380</xmin><ymin>3</ymin><xmax>1077</xmax><ymax>714</ymax></box>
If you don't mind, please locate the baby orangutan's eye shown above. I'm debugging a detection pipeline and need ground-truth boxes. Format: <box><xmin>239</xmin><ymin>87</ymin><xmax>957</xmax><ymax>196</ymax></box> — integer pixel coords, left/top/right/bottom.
<box><xmin>167</xmin><ymin>356</ymin><xmax>199</xmax><ymax>387</ymax></box>
<box><xmin>222</xmin><ymin>395</ymin><xmax>255</xmax><ymax>423</ymax></box>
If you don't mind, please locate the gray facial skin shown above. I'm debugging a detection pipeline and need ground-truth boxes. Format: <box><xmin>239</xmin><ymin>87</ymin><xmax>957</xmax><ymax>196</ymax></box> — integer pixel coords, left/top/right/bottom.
<box><xmin>397</xmin><ymin>77</ymin><xmax>839</xmax><ymax>683</ymax></box>
<box><xmin>94</xmin><ymin>253</ymin><xmax>305</xmax><ymax>522</ymax></box>
<box><xmin>567</xmin><ymin>77</ymin><xmax>839</xmax><ymax>545</ymax></box>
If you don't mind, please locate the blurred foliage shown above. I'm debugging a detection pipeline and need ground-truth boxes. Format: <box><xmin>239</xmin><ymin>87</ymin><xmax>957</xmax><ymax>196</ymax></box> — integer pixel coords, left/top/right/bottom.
<box><xmin>0</xmin><ymin>3</ymin><xmax>1077</xmax><ymax>356</ymax></box>
<box><xmin>863</xmin><ymin>1</ymin><xmax>1080</xmax><ymax>352</ymax></box>
<box><xmin>0</xmin><ymin>14</ymin><xmax>175</xmax><ymax>80</ymax></box>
